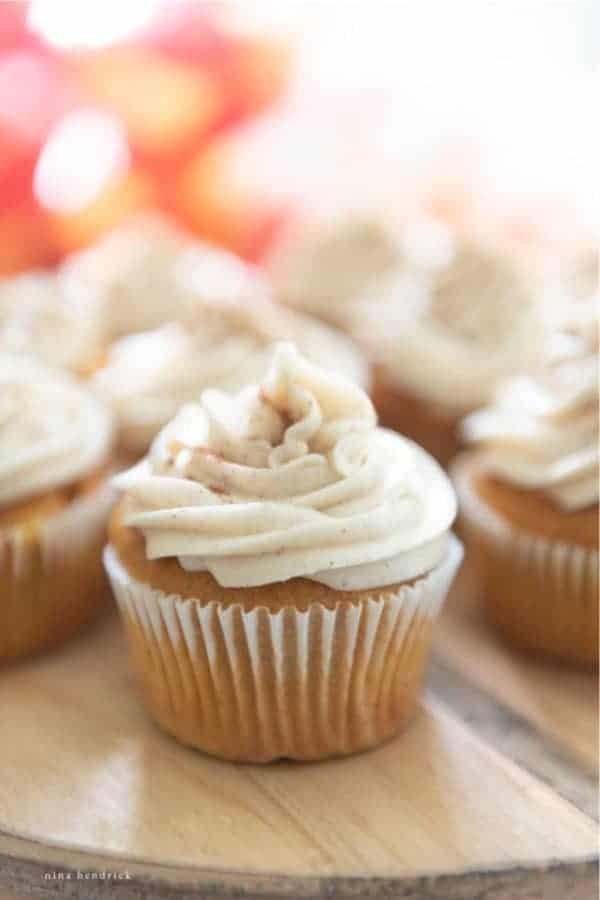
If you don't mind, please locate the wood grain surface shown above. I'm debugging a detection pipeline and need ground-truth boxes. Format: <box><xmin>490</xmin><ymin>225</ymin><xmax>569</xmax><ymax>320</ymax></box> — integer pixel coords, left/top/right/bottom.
<box><xmin>0</xmin><ymin>585</ymin><xmax>597</xmax><ymax>900</ymax></box>
<box><xmin>436</xmin><ymin>567</ymin><xmax>599</xmax><ymax>772</ymax></box>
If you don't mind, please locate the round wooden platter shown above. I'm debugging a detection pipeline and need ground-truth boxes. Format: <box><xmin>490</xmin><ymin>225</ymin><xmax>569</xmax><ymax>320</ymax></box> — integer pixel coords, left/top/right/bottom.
<box><xmin>0</xmin><ymin>576</ymin><xmax>598</xmax><ymax>900</ymax></box>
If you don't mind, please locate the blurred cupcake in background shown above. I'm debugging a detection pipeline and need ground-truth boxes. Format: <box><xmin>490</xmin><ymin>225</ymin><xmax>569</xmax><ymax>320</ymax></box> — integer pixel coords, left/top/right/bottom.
<box><xmin>453</xmin><ymin>312</ymin><xmax>598</xmax><ymax>667</ymax></box>
<box><xmin>537</xmin><ymin>241</ymin><xmax>599</xmax><ymax>336</ymax></box>
<box><xmin>60</xmin><ymin>213</ymin><xmax>197</xmax><ymax>340</ymax></box>
<box><xmin>93</xmin><ymin>257</ymin><xmax>368</xmax><ymax>457</ymax></box>
<box><xmin>362</xmin><ymin>238</ymin><xmax>546</xmax><ymax>465</ymax></box>
<box><xmin>105</xmin><ymin>343</ymin><xmax>461</xmax><ymax>761</ymax></box>
<box><xmin>0</xmin><ymin>269</ymin><xmax>106</xmax><ymax>377</ymax></box>
<box><xmin>560</xmin><ymin>245</ymin><xmax>598</xmax><ymax>306</ymax></box>
<box><xmin>0</xmin><ymin>355</ymin><xmax>115</xmax><ymax>660</ymax></box>
<box><xmin>268</xmin><ymin>216</ymin><xmax>404</xmax><ymax>331</ymax></box>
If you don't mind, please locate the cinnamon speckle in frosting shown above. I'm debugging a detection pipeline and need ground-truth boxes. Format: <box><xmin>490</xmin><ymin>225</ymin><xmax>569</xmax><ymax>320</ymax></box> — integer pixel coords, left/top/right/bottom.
<box><xmin>114</xmin><ymin>343</ymin><xmax>456</xmax><ymax>590</ymax></box>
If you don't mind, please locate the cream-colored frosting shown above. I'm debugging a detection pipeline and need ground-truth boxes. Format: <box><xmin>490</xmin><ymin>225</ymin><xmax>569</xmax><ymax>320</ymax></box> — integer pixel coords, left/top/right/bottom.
<box><xmin>270</xmin><ymin>216</ymin><xmax>459</xmax><ymax>332</ymax></box>
<box><xmin>270</xmin><ymin>218</ymin><xmax>403</xmax><ymax>328</ymax></box>
<box><xmin>0</xmin><ymin>271</ymin><xmax>104</xmax><ymax>373</ymax></box>
<box><xmin>0</xmin><ymin>355</ymin><xmax>114</xmax><ymax>509</ymax></box>
<box><xmin>94</xmin><ymin>296</ymin><xmax>369</xmax><ymax>454</ymax></box>
<box><xmin>363</xmin><ymin>240</ymin><xmax>545</xmax><ymax>414</ymax></box>
<box><xmin>540</xmin><ymin>245</ymin><xmax>598</xmax><ymax>335</ymax></box>
<box><xmin>115</xmin><ymin>343</ymin><xmax>457</xmax><ymax>590</ymax></box>
<box><xmin>561</xmin><ymin>247</ymin><xmax>598</xmax><ymax>304</ymax></box>
<box><xmin>60</xmin><ymin>215</ymin><xmax>187</xmax><ymax>339</ymax></box>
<box><xmin>60</xmin><ymin>215</ymin><xmax>260</xmax><ymax>340</ymax></box>
<box><xmin>463</xmin><ymin>319</ymin><xmax>599</xmax><ymax>511</ymax></box>
<box><xmin>554</xmin><ymin>293</ymin><xmax>599</xmax><ymax>348</ymax></box>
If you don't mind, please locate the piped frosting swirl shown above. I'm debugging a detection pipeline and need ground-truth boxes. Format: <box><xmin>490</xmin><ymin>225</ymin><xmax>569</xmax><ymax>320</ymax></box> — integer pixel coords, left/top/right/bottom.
<box><xmin>94</xmin><ymin>296</ymin><xmax>368</xmax><ymax>453</ymax></box>
<box><xmin>0</xmin><ymin>355</ymin><xmax>114</xmax><ymax>509</ymax></box>
<box><xmin>270</xmin><ymin>218</ymin><xmax>403</xmax><ymax>328</ymax></box>
<box><xmin>61</xmin><ymin>215</ymin><xmax>257</xmax><ymax>341</ymax></box>
<box><xmin>60</xmin><ymin>215</ymin><xmax>188</xmax><ymax>339</ymax></box>
<box><xmin>115</xmin><ymin>343</ymin><xmax>457</xmax><ymax>589</ymax></box>
<box><xmin>463</xmin><ymin>317</ymin><xmax>599</xmax><ymax>511</ymax></box>
<box><xmin>363</xmin><ymin>239</ymin><xmax>545</xmax><ymax>413</ymax></box>
<box><xmin>0</xmin><ymin>271</ymin><xmax>103</xmax><ymax>373</ymax></box>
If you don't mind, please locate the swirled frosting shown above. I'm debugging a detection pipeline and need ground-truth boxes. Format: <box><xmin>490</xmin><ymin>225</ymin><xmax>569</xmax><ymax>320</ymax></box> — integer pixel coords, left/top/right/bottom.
<box><xmin>115</xmin><ymin>343</ymin><xmax>457</xmax><ymax>590</ymax></box>
<box><xmin>61</xmin><ymin>215</ymin><xmax>257</xmax><ymax>340</ymax></box>
<box><xmin>363</xmin><ymin>239</ymin><xmax>545</xmax><ymax>413</ymax></box>
<box><xmin>94</xmin><ymin>295</ymin><xmax>368</xmax><ymax>453</ymax></box>
<box><xmin>0</xmin><ymin>271</ymin><xmax>104</xmax><ymax>373</ymax></box>
<box><xmin>0</xmin><ymin>355</ymin><xmax>114</xmax><ymax>509</ymax></box>
<box><xmin>270</xmin><ymin>218</ymin><xmax>403</xmax><ymax>328</ymax></box>
<box><xmin>463</xmin><ymin>319</ymin><xmax>599</xmax><ymax>511</ymax></box>
<box><xmin>561</xmin><ymin>247</ymin><xmax>598</xmax><ymax>304</ymax></box>
<box><xmin>60</xmin><ymin>215</ymin><xmax>187</xmax><ymax>339</ymax></box>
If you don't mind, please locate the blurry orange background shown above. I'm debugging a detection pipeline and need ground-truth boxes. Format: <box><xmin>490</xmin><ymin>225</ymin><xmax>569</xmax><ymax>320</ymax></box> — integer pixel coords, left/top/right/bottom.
<box><xmin>0</xmin><ymin>1</ymin><xmax>290</xmax><ymax>273</ymax></box>
<box><xmin>0</xmin><ymin>1</ymin><xmax>596</xmax><ymax>276</ymax></box>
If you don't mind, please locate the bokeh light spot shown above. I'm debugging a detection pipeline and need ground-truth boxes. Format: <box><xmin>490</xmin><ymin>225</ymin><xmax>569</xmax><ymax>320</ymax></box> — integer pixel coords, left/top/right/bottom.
<box><xmin>34</xmin><ymin>108</ymin><xmax>130</xmax><ymax>213</ymax></box>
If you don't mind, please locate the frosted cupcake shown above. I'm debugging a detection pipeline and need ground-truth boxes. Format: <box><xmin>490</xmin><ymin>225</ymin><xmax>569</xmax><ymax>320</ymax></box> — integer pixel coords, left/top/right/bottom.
<box><xmin>453</xmin><ymin>319</ymin><xmax>598</xmax><ymax>666</ymax></box>
<box><xmin>60</xmin><ymin>213</ymin><xmax>231</xmax><ymax>340</ymax></box>
<box><xmin>0</xmin><ymin>270</ymin><xmax>105</xmax><ymax>377</ymax></box>
<box><xmin>93</xmin><ymin>294</ymin><xmax>369</xmax><ymax>458</ymax></box>
<box><xmin>269</xmin><ymin>217</ymin><xmax>404</xmax><ymax>330</ymax></box>
<box><xmin>105</xmin><ymin>343</ymin><xmax>462</xmax><ymax>762</ymax></box>
<box><xmin>0</xmin><ymin>356</ymin><xmax>114</xmax><ymax>659</ymax></box>
<box><xmin>364</xmin><ymin>240</ymin><xmax>544</xmax><ymax>465</ymax></box>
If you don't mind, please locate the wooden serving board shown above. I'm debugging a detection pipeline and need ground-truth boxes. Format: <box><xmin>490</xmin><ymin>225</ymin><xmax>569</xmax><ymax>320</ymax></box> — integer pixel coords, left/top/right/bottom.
<box><xmin>0</xmin><ymin>570</ymin><xmax>597</xmax><ymax>900</ymax></box>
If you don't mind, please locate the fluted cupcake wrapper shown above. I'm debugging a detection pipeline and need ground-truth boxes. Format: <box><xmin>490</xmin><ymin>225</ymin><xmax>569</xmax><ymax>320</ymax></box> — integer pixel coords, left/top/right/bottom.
<box><xmin>455</xmin><ymin>465</ymin><xmax>598</xmax><ymax>668</ymax></box>
<box><xmin>105</xmin><ymin>539</ymin><xmax>462</xmax><ymax>762</ymax></box>
<box><xmin>0</xmin><ymin>482</ymin><xmax>114</xmax><ymax>660</ymax></box>
<box><xmin>104</xmin><ymin>537</ymin><xmax>463</xmax><ymax>762</ymax></box>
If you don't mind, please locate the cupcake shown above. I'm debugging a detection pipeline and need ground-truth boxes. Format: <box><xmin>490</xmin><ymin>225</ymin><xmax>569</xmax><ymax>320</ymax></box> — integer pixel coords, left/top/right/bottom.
<box><xmin>60</xmin><ymin>213</ymin><xmax>201</xmax><ymax>340</ymax></box>
<box><xmin>269</xmin><ymin>216</ymin><xmax>404</xmax><ymax>331</ymax></box>
<box><xmin>93</xmin><ymin>290</ymin><xmax>369</xmax><ymax>459</ymax></box>
<box><xmin>0</xmin><ymin>270</ymin><xmax>106</xmax><ymax>377</ymax></box>
<box><xmin>453</xmin><ymin>318</ymin><xmax>598</xmax><ymax>667</ymax></box>
<box><xmin>0</xmin><ymin>356</ymin><xmax>115</xmax><ymax>660</ymax></box>
<box><xmin>364</xmin><ymin>239</ymin><xmax>545</xmax><ymax>465</ymax></box>
<box><xmin>104</xmin><ymin>343</ymin><xmax>462</xmax><ymax>762</ymax></box>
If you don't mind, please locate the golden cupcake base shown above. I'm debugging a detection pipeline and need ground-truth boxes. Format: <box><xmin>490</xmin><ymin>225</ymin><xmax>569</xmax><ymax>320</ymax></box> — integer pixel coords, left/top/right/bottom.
<box><xmin>371</xmin><ymin>367</ymin><xmax>462</xmax><ymax>467</ymax></box>
<box><xmin>453</xmin><ymin>456</ymin><xmax>599</xmax><ymax>668</ymax></box>
<box><xmin>105</xmin><ymin>525</ymin><xmax>462</xmax><ymax>762</ymax></box>
<box><xmin>0</xmin><ymin>477</ymin><xmax>114</xmax><ymax>661</ymax></box>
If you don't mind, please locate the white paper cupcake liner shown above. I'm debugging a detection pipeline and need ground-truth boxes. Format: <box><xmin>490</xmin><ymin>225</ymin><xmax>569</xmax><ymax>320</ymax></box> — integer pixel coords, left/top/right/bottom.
<box><xmin>0</xmin><ymin>480</ymin><xmax>114</xmax><ymax>660</ymax></box>
<box><xmin>454</xmin><ymin>460</ymin><xmax>598</xmax><ymax>666</ymax></box>
<box><xmin>104</xmin><ymin>536</ymin><xmax>462</xmax><ymax>762</ymax></box>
